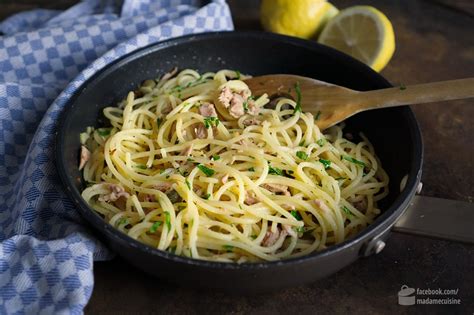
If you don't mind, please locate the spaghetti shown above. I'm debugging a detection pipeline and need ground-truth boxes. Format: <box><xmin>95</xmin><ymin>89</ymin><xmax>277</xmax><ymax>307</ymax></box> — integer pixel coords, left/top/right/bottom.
<box><xmin>80</xmin><ymin>69</ymin><xmax>389</xmax><ymax>262</ymax></box>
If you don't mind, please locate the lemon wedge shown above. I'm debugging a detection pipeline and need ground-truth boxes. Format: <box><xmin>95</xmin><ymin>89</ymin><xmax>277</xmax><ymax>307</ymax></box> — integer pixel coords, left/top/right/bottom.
<box><xmin>261</xmin><ymin>0</ymin><xmax>339</xmax><ymax>39</ymax></box>
<box><xmin>318</xmin><ymin>5</ymin><xmax>395</xmax><ymax>72</ymax></box>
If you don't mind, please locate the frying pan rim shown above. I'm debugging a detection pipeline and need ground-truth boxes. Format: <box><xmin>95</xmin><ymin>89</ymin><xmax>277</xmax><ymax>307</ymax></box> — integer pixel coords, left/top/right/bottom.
<box><xmin>56</xmin><ymin>31</ymin><xmax>423</xmax><ymax>270</ymax></box>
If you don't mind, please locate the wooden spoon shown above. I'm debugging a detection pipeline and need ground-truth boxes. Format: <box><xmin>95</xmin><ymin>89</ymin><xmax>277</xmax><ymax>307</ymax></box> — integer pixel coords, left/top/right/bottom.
<box><xmin>244</xmin><ymin>75</ymin><xmax>474</xmax><ymax>130</ymax></box>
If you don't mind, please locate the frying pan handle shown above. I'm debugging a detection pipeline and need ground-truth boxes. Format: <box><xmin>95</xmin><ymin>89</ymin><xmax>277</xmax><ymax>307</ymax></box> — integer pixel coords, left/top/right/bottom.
<box><xmin>393</xmin><ymin>195</ymin><xmax>474</xmax><ymax>244</ymax></box>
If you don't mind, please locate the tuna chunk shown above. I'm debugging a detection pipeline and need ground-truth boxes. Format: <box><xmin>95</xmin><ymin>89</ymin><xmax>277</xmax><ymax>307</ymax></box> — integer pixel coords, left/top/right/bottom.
<box><xmin>229</xmin><ymin>94</ymin><xmax>246</xmax><ymax>118</ymax></box>
<box><xmin>262</xmin><ymin>229</ymin><xmax>280</xmax><ymax>247</ymax></box>
<box><xmin>195</xmin><ymin>124</ymin><xmax>207</xmax><ymax>139</ymax></box>
<box><xmin>218</xmin><ymin>86</ymin><xmax>234</xmax><ymax>108</ymax></box>
<box><xmin>261</xmin><ymin>183</ymin><xmax>290</xmax><ymax>196</ymax></box>
<box><xmin>79</xmin><ymin>145</ymin><xmax>91</xmax><ymax>171</ymax></box>
<box><xmin>239</xmin><ymin>89</ymin><xmax>251</xmax><ymax>99</ymax></box>
<box><xmin>262</xmin><ymin>227</ymin><xmax>288</xmax><ymax>247</ymax></box>
<box><xmin>143</xmin><ymin>194</ymin><xmax>155</xmax><ymax>202</ymax></box>
<box><xmin>242</xmin><ymin>118</ymin><xmax>260</xmax><ymax>127</ymax></box>
<box><xmin>244</xmin><ymin>191</ymin><xmax>259</xmax><ymax>205</ymax></box>
<box><xmin>153</xmin><ymin>182</ymin><xmax>173</xmax><ymax>192</ymax></box>
<box><xmin>199</xmin><ymin>103</ymin><xmax>217</xmax><ymax>117</ymax></box>
<box><xmin>247</xmin><ymin>101</ymin><xmax>259</xmax><ymax>115</ymax></box>
<box><xmin>98</xmin><ymin>183</ymin><xmax>130</xmax><ymax>202</ymax></box>
<box><xmin>218</xmin><ymin>87</ymin><xmax>258</xmax><ymax>118</ymax></box>
<box><xmin>281</xmin><ymin>204</ymin><xmax>296</xmax><ymax>211</ymax></box>
<box><xmin>282</xmin><ymin>224</ymin><xmax>297</xmax><ymax>238</ymax></box>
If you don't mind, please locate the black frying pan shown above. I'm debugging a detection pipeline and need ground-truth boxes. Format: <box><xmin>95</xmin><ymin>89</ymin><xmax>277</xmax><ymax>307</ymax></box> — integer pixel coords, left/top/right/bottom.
<box><xmin>56</xmin><ymin>31</ymin><xmax>423</xmax><ymax>291</ymax></box>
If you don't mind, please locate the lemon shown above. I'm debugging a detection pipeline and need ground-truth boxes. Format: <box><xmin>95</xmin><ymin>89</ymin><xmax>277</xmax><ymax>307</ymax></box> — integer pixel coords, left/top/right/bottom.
<box><xmin>261</xmin><ymin>0</ymin><xmax>339</xmax><ymax>39</ymax></box>
<box><xmin>318</xmin><ymin>6</ymin><xmax>395</xmax><ymax>72</ymax></box>
<box><xmin>312</xmin><ymin>3</ymin><xmax>339</xmax><ymax>39</ymax></box>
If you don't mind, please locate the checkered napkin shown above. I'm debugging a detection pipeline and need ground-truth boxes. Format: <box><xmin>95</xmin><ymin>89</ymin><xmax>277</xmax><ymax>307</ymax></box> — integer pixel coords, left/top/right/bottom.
<box><xmin>0</xmin><ymin>0</ymin><xmax>233</xmax><ymax>313</ymax></box>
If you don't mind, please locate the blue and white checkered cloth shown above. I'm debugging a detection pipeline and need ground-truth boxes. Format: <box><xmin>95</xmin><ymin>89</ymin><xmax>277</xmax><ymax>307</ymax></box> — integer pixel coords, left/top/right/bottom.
<box><xmin>0</xmin><ymin>0</ymin><xmax>233</xmax><ymax>313</ymax></box>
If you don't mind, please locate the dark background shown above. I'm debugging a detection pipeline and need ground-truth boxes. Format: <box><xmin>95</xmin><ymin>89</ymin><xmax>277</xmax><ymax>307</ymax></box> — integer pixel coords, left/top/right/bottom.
<box><xmin>1</xmin><ymin>0</ymin><xmax>473</xmax><ymax>314</ymax></box>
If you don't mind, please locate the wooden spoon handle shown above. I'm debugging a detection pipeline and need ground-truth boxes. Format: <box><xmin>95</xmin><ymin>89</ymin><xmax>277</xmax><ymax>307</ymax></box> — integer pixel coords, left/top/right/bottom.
<box><xmin>356</xmin><ymin>78</ymin><xmax>474</xmax><ymax>110</ymax></box>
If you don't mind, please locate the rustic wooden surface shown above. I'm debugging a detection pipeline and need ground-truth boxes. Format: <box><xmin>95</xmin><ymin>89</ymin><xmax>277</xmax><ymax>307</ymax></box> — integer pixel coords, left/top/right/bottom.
<box><xmin>1</xmin><ymin>0</ymin><xmax>473</xmax><ymax>314</ymax></box>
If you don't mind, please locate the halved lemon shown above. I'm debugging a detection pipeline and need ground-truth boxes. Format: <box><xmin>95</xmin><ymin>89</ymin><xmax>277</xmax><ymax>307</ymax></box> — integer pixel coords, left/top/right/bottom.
<box><xmin>318</xmin><ymin>6</ymin><xmax>395</xmax><ymax>72</ymax></box>
<box><xmin>261</xmin><ymin>0</ymin><xmax>339</xmax><ymax>39</ymax></box>
<box><xmin>312</xmin><ymin>3</ymin><xmax>339</xmax><ymax>39</ymax></box>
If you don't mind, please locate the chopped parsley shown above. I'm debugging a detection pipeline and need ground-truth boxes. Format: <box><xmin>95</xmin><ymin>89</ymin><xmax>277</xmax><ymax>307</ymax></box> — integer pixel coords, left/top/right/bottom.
<box><xmin>117</xmin><ymin>218</ymin><xmax>128</xmax><ymax>226</ymax></box>
<box><xmin>342</xmin><ymin>206</ymin><xmax>353</xmax><ymax>216</ymax></box>
<box><xmin>149</xmin><ymin>221</ymin><xmax>162</xmax><ymax>233</ymax></box>
<box><xmin>319</xmin><ymin>158</ymin><xmax>331</xmax><ymax>169</ymax></box>
<box><xmin>314</xmin><ymin>110</ymin><xmax>322</xmax><ymax>121</ymax></box>
<box><xmin>235</xmin><ymin>70</ymin><xmax>241</xmax><ymax>80</ymax></box>
<box><xmin>248</xmin><ymin>167</ymin><xmax>255</xmax><ymax>172</ymax></box>
<box><xmin>299</xmin><ymin>140</ymin><xmax>305</xmax><ymax>147</ymax></box>
<box><xmin>203</xmin><ymin>116</ymin><xmax>220</xmax><ymax>129</ymax></box>
<box><xmin>164</xmin><ymin>211</ymin><xmax>171</xmax><ymax>230</ymax></box>
<box><xmin>243</xmin><ymin>99</ymin><xmax>249</xmax><ymax>112</ymax></box>
<box><xmin>187</xmin><ymin>79</ymin><xmax>198</xmax><ymax>88</ymax></box>
<box><xmin>223</xmin><ymin>245</ymin><xmax>234</xmax><ymax>252</ymax></box>
<box><xmin>268</xmin><ymin>166</ymin><xmax>283</xmax><ymax>176</ymax></box>
<box><xmin>316</xmin><ymin>138</ymin><xmax>326</xmax><ymax>147</ymax></box>
<box><xmin>197</xmin><ymin>164</ymin><xmax>215</xmax><ymax>176</ymax></box>
<box><xmin>202</xmin><ymin>193</ymin><xmax>211</xmax><ymax>200</ymax></box>
<box><xmin>293</xmin><ymin>81</ymin><xmax>302</xmax><ymax>114</ymax></box>
<box><xmin>211</xmin><ymin>155</ymin><xmax>220</xmax><ymax>161</ymax></box>
<box><xmin>291</xmin><ymin>210</ymin><xmax>302</xmax><ymax>221</ymax></box>
<box><xmin>296</xmin><ymin>226</ymin><xmax>305</xmax><ymax>233</ymax></box>
<box><xmin>242</xmin><ymin>96</ymin><xmax>254</xmax><ymax>112</ymax></box>
<box><xmin>156</xmin><ymin>117</ymin><xmax>162</xmax><ymax>127</ymax></box>
<box><xmin>296</xmin><ymin>151</ymin><xmax>308</xmax><ymax>160</ymax></box>
<box><xmin>334</xmin><ymin>177</ymin><xmax>346</xmax><ymax>180</ymax></box>
<box><xmin>170</xmin><ymin>85</ymin><xmax>184</xmax><ymax>93</ymax></box>
<box><xmin>97</xmin><ymin>128</ymin><xmax>112</xmax><ymax>137</ymax></box>
<box><xmin>135</xmin><ymin>164</ymin><xmax>147</xmax><ymax>169</ymax></box>
<box><xmin>250</xmin><ymin>235</ymin><xmax>257</xmax><ymax>240</ymax></box>
<box><xmin>185</xmin><ymin>179</ymin><xmax>191</xmax><ymax>189</ymax></box>
<box><xmin>342</xmin><ymin>155</ymin><xmax>366</xmax><ymax>167</ymax></box>
<box><xmin>187</xmin><ymin>158</ymin><xmax>195</xmax><ymax>162</ymax></box>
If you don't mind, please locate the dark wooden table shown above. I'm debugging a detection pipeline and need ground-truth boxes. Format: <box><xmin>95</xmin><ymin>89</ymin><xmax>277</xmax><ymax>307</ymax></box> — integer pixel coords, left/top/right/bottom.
<box><xmin>2</xmin><ymin>0</ymin><xmax>473</xmax><ymax>313</ymax></box>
